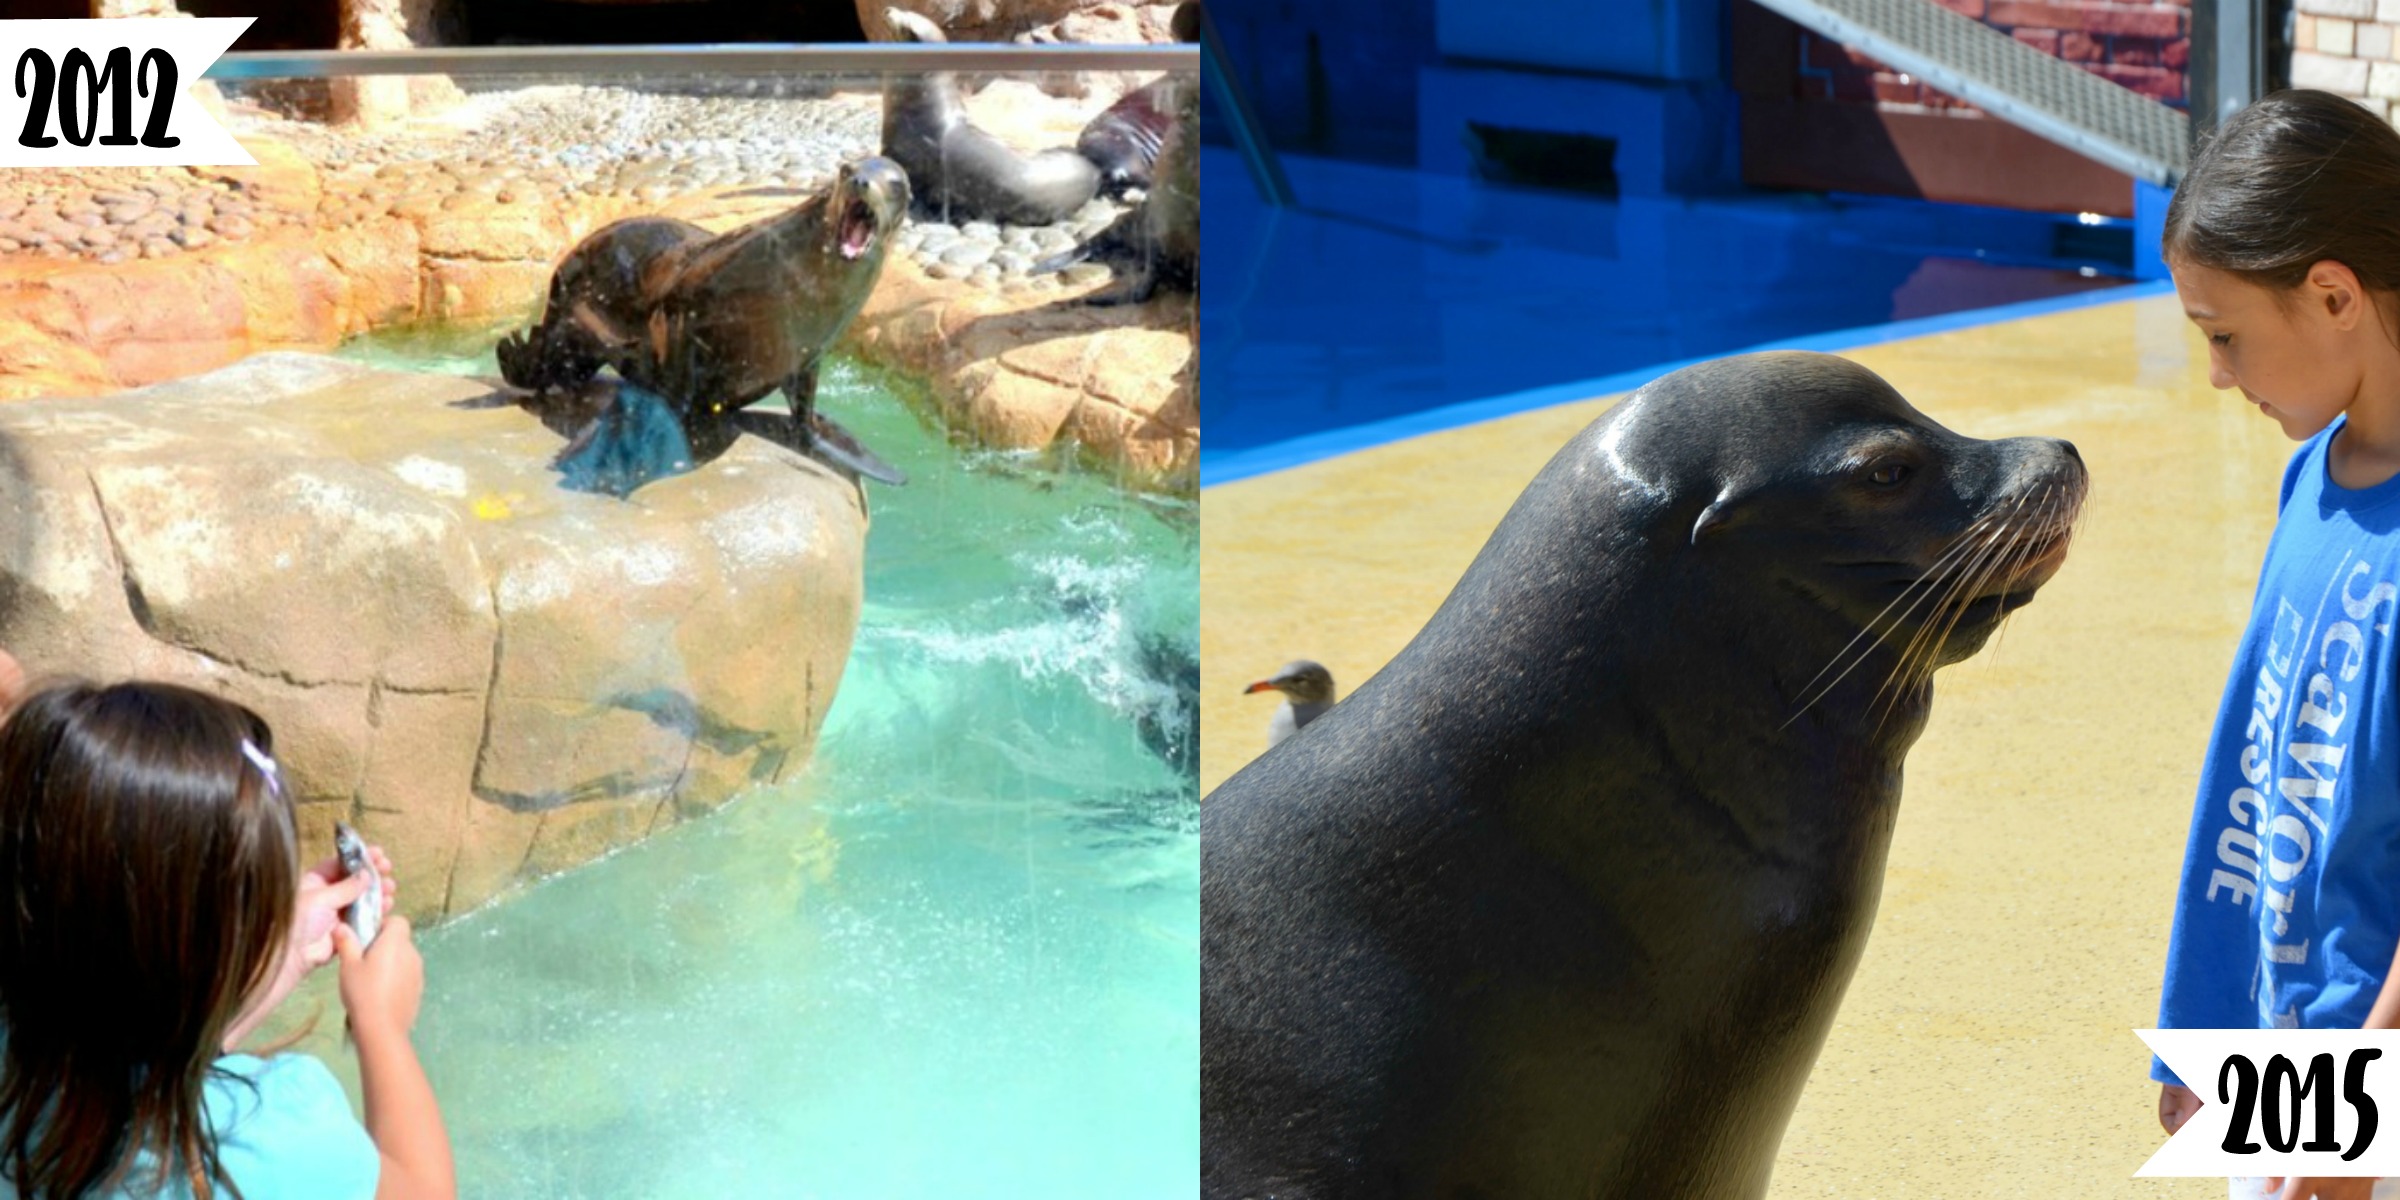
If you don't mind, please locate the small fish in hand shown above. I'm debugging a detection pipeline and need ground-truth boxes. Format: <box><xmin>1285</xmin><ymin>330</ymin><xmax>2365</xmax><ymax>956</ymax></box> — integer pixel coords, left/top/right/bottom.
<box><xmin>333</xmin><ymin>822</ymin><xmax>383</xmax><ymax>950</ymax></box>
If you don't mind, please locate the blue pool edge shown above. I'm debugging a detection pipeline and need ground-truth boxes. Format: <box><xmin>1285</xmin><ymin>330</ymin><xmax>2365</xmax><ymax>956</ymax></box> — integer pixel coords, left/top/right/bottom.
<box><xmin>1199</xmin><ymin>277</ymin><xmax>2179</xmax><ymax>488</ymax></box>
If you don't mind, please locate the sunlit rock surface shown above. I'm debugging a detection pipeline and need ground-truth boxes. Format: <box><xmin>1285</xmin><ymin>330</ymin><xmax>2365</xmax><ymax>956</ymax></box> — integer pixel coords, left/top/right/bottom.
<box><xmin>0</xmin><ymin>353</ymin><xmax>867</xmax><ymax>920</ymax></box>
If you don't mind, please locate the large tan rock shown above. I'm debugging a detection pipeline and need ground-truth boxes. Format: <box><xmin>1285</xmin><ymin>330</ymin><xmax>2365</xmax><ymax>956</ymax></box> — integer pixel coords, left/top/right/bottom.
<box><xmin>1018</xmin><ymin>2</ymin><xmax>1188</xmax><ymax>45</ymax></box>
<box><xmin>0</xmin><ymin>130</ymin><xmax>1198</xmax><ymax>489</ymax></box>
<box><xmin>191</xmin><ymin>140</ymin><xmax>324</xmax><ymax>220</ymax></box>
<box><xmin>332</xmin><ymin>0</ymin><xmax>466</xmax><ymax>127</ymax></box>
<box><xmin>850</xmin><ymin>253</ymin><xmax>1195</xmax><ymax>488</ymax></box>
<box><xmin>92</xmin><ymin>0</ymin><xmax>181</xmax><ymax>18</ymax></box>
<box><xmin>863</xmin><ymin>0</ymin><xmax>1184</xmax><ymax>43</ymax></box>
<box><xmin>318</xmin><ymin>216</ymin><xmax>424</xmax><ymax>331</ymax></box>
<box><xmin>0</xmin><ymin>169</ymin><xmax>621</xmax><ymax>400</ymax></box>
<box><xmin>0</xmin><ymin>228</ymin><xmax>353</xmax><ymax>399</ymax></box>
<box><xmin>0</xmin><ymin>353</ymin><xmax>868</xmax><ymax>920</ymax></box>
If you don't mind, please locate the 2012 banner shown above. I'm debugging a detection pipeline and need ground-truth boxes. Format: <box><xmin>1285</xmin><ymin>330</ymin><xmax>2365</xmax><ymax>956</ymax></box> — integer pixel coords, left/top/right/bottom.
<box><xmin>2141</xmin><ymin>1029</ymin><xmax>2400</xmax><ymax>1177</ymax></box>
<box><xmin>1</xmin><ymin>17</ymin><xmax>254</xmax><ymax>167</ymax></box>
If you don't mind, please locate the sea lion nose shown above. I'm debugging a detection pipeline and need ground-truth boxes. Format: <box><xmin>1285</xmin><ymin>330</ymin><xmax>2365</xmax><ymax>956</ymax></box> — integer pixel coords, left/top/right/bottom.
<box><xmin>2054</xmin><ymin>438</ymin><xmax>2081</xmax><ymax>463</ymax></box>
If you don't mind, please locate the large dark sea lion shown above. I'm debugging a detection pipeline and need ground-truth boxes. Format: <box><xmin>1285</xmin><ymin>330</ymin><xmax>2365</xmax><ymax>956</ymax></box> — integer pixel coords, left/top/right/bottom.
<box><xmin>1077</xmin><ymin>78</ymin><xmax>1176</xmax><ymax>199</ymax></box>
<box><xmin>880</xmin><ymin>8</ymin><xmax>1101</xmax><ymax>226</ymax></box>
<box><xmin>1201</xmin><ymin>352</ymin><xmax>2087</xmax><ymax>1200</ymax></box>
<box><xmin>1036</xmin><ymin>74</ymin><xmax>1197</xmax><ymax>305</ymax></box>
<box><xmin>495</xmin><ymin>156</ymin><xmax>910</xmax><ymax>488</ymax></box>
<box><xmin>1073</xmin><ymin>0</ymin><xmax>1201</xmax><ymax>198</ymax></box>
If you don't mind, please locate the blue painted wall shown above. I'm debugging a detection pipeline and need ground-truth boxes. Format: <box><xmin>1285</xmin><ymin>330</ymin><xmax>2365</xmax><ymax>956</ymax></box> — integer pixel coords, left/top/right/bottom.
<box><xmin>1203</xmin><ymin>0</ymin><xmax>1441</xmax><ymax>164</ymax></box>
<box><xmin>1434</xmin><ymin>0</ymin><xmax>1723</xmax><ymax>82</ymax></box>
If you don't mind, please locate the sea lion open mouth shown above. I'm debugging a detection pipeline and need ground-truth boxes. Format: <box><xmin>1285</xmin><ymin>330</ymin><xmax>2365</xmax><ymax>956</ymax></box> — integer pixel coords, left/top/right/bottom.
<box><xmin>839</xmin><ymin>197</ymin><xmax>878</xmax><ymax>261</ymax></box>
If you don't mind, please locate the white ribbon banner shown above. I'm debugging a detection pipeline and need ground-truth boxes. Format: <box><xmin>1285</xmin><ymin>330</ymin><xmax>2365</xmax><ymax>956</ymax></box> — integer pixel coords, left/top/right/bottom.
<box><xmin>2141</xmin><ymin>1029</ymin><xmax>2400</xmax><ymax>1177</ymax></box>
<box><xmin>0</xmin><ymin>18</ymin><xmax>254</xmax><ymax>167</ymax></box>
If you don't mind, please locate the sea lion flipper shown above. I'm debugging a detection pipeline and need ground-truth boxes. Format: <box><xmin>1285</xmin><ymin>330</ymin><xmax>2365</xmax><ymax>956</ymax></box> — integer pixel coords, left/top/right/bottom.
<box><xmin>1080</xmin><ymin>268</ymin><xmax>1159</xmax><ymax>307</ymax></box>
<box><xmin>1031</xmin><ymin>243</ymin><xmax>1093</xmax><ymax>275</ymax></box>
<box><xmin>782</xmin><ymin>364</ymin><xmax>905</xmax><ymax>484</ymax></box>
<box><xmin>804</xmin><ymin>412</ymin><xmax>908</xmax><ymax>487</ymax></box>
<box><xmin>783</xmin><ymin>363</ymin><xmax>822</xmax><ymax>425</ymax></box>
<box><xmin>551</xmin><ymin>411</ymin><xmax>607</xmax><ymax>470</ymax></box>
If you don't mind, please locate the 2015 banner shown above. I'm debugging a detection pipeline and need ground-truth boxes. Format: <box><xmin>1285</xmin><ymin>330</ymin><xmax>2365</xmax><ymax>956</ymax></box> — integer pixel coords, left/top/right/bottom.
<box><xmin>2141</xmin><ymin>1029</ymin><xmax>2400</xmax><ymax>1177</ymax></box>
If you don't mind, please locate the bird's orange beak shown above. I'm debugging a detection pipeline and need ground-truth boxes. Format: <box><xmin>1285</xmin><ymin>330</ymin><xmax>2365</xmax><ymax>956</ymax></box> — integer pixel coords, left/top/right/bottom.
<box><xmin>1244</xmin><ymin>680</ymin><xmax>1276</xmax><ymax>694</ymax></box>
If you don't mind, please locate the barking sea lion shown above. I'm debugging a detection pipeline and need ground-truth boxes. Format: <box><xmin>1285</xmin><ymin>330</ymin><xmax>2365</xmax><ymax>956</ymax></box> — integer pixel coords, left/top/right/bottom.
<box><xmin>496</xmin><ymin>156</ymin><xmax>911</xmax><ymax>490</ymax></box>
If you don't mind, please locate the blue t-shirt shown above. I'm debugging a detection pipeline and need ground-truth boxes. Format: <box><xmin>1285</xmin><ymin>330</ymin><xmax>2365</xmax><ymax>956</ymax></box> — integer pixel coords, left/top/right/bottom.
<box><xmin>2155</xmin><ymin>421</ymin><xmax>2400</xmax><ymax>1086</ymax></box>
<box><xmin>1</xmin><ymin>1051</ymin><xmax>377</xmax><ymax>1200</ymax></box>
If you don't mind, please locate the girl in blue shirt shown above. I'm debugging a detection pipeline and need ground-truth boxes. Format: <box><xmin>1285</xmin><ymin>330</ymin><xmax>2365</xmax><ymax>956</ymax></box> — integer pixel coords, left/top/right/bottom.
<box><xmin>2154</xmin><ymin>89</ymin><xmax>2400</xmax><ymax>1200</ymax></box>
<box><xmin>0</xmin><ymin>680</ymin><xmax>452</xmax><ymax>1199</ymax></box>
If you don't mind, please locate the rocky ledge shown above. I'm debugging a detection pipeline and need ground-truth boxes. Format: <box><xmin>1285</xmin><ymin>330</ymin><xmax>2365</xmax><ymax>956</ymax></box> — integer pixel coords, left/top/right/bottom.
<box><xmin>0</xmin><ymin>354</ymin><xmax>867</xmax><ymax>921</ymax></box>
<box><xmin>852</xmin><ymin>253</ymin><xmax>1196</xmax><ymax>487</ymax></box>
<box><xmin>0</xmin><ymin>77</ymin><xmax>1195</xmax><ymax>489</ymax></box>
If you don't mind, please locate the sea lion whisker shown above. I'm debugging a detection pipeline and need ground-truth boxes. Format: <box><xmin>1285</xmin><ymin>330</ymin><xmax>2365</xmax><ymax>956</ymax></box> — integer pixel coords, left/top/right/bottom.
<box><xmin>1868</xmin><ymin>530</ymin><xmax>2006</xmax><ymax>732</ymax></box>
<box><xmin>1869</xmin><ymin>496</ymin><xmax>2031</xmax><ymax>724</ymax></box>
<box><xmin>1786</xmin><ymin>511</ymin><xmax>2003</xmax><ymax>708</ymax></box>
<box><xmin>1785</xmin><ymin>558</ymin><xmax>1975</xmax><ymax>724</ymax></box>
<box><xmin>1788</xmin><ymin>516</ymin><xmax>2002</xmax><ymax>718</ymax></box>
<box><xmin>1982</xmin><ymin>487</ymin><xmax>2052</xmax><ymax>657</ymax></box>
<box><xmin>1787</xmin><ymin>513</ymin><xmax>2006</xmax><ymax>726</ymax></box>
<box><xmin>1921</xmin><ymin>488</ymin><xmax>2054</xmax><ymax>678</ymax></box>
<box><xmin>1988</xmin><ymin>486</ymin><xmax>2064</xmax><ymax>654</ymax></box>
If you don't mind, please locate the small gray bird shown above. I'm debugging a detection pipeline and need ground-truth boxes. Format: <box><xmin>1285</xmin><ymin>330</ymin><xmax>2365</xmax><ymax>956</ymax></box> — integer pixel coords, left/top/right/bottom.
<box><xmin>1243</xmin><ymin>660</ymin><xmax>1337</xmax><ymax>748</ymax></box>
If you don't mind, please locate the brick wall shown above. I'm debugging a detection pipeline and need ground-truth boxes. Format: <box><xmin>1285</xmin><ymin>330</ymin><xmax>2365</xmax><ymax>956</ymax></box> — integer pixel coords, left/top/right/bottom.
<box><xmin>2292</xmin><ymin>0</ymin><xmax>2400</xmax><ymax>123</ymax></box>
<box><xmin>1796</xmin><ymin>0</ymin><xmax>2188</xmax><ymax>116</ymax></box>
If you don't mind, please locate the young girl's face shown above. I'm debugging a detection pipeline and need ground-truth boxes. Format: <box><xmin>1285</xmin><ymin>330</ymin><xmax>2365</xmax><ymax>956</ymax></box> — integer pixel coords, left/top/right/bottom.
<box><xmin>2172</xmin><ymin>259</ymin><xmax>2363</xmax><ymax>441</ymax></box>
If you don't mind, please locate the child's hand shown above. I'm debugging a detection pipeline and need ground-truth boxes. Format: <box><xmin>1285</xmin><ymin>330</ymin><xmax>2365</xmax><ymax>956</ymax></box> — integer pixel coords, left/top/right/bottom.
<box><xmin>221</xmin><ymin>865</ymin><xmax>379</xmax><ymax>1054</ymax></box>
<box><xmin>333</xmin><ymin>914</ymin><xmax>424</xmax><ymax>1043</ymax></box>
<box><xmin>2160</xmin><ymin>1082</ymin><xmax>2202</xmax><ymax>1134</ymax></box>
<box><xmin>302</xmin><ymin>842</ymin><xmax>398</xmax><ymax>918</ymax></box>
<box><xmin>295</xmin><ymin>842</ymin><xmax>398</xmax><ymax>968</ymax></box>
<box><xmin>2267</xmin><ymin>1177</ymin><xmax>2380</xmax><ymax>1199</ymax></box>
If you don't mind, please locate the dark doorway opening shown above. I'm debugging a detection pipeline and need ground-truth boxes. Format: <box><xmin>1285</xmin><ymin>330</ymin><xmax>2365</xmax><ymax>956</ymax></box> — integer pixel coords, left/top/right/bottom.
<box><xmin>182</xmin><ymin>0</ymin><xmax>342</xmax><ymax>52</ymax></box>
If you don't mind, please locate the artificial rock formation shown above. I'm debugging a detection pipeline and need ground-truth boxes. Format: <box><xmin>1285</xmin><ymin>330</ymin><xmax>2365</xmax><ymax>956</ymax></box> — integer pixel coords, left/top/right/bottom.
<box><xmin>851</xmin><ymin>253</ymin><xmax>1195</xmax><ymax>486</ymax></box>
<box><xmin>0</xmin><ymin>353</ymin><xmax>867</xmax><ymax>921</ymax></box>
<box><xmin>858</xmin><ymin>0</ymin><xmax>1152</xmax><ymax>43</ymax></box>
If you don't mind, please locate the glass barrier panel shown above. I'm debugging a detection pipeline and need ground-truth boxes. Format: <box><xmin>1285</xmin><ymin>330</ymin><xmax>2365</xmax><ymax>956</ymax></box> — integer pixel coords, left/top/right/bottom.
<box><xmin>0</xmin><ymin>45</ymin><xmax>1198</xmax><ymax>1198</ymax></box>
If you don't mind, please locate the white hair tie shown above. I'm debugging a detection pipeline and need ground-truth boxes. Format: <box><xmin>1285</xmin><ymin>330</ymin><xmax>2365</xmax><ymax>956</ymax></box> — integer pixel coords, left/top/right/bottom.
<box><xmin>238</xmin><ymin>738</ymin><xmax>282</xmax><ymax>795</ymax></box>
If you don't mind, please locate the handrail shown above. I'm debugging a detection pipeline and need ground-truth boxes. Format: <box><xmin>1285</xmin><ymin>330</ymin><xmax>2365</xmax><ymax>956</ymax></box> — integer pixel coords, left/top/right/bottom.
<box><xmin>1744</xmin><ymin>0</ymin><xmax>2187</xmax><ymax>185</ymax></box>
<box><xmin>205</xmin><ymin>43</ymin><xmax>1196</xmax><ymax>80</ymax></box>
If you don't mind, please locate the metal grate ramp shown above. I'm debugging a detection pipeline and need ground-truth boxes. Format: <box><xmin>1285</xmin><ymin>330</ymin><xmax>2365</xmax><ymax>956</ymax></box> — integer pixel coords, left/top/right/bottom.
<box><xmin>1748</xmin><ymin>0</ymin><xmax>2190</xmax><ymax>185</ymax></box>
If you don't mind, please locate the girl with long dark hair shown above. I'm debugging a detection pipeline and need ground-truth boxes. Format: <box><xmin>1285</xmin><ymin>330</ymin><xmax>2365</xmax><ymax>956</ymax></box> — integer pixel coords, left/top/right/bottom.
<box><xmin>0</xmin><ymin>680</ymin><xmax>451</xmax><ymax>1199</ymax></box>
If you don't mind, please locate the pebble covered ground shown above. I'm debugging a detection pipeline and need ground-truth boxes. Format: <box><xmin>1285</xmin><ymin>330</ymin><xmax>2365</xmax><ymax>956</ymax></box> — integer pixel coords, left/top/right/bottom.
<box><xmin>0</xmin><ymin>79</ymin><xmax>1130</xmax><ymax>293</ymax></box>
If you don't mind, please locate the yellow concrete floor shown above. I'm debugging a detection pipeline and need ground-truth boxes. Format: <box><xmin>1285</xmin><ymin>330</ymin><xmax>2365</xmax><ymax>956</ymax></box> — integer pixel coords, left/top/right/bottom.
<box><xmin>1201</xmin><ymin>291</ymin><xmax>2292</xmax><ymax>1196</ymax></box>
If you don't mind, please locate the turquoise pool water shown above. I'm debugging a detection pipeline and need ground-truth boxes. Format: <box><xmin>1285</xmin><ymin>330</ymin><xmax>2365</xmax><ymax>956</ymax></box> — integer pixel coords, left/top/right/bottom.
<box><xmin>305</xmin><ymin>336</ymin><xmax>1199</xmax><ymax>1198</ymax></box>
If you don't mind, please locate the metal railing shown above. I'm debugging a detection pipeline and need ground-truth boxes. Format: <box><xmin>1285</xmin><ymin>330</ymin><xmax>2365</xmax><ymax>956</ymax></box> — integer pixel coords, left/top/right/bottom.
<box><xmin>204</xmin><ymin>43</ymin><xmax>1195</xmax><ymax>80</ymax></box>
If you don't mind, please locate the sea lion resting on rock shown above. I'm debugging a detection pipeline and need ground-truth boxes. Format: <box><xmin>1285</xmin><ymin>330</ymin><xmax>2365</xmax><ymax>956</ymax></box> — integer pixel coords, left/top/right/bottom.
<box><xmin>495</xmin><ymin>156</ymin><xmax>911</xmax><ymax>488</ymax></box>
<box><xmin>1077</xmin><ymin>77</ymin><xmax>1176</xmax><ymax>200</ymax></box>
<box><xmin>881</xmin><ymin>8</ymin><xmax>1100</xmax><ymax>226</ymax></box>
<box><xmin>1037</xmin><ymin>74</ymin><xmax>1197</xmax><ymax>306</ymax></box>
<box><xmin>1202</xmin><ymin>353</ymin><xmax>2086</xmax><ymax>1199</ymax></box>
<box><xmin>1076</xmin><ymin>0</ymin><xmax>1202</xmax><ymax>198</ymax></box>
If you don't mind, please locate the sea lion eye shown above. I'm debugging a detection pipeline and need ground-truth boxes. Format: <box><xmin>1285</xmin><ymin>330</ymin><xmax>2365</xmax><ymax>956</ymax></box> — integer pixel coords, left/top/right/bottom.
<box><xmin>1868</xmin><ymin>463</ymin><xmax>1911</xmax><ymax>487</ymax></box>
